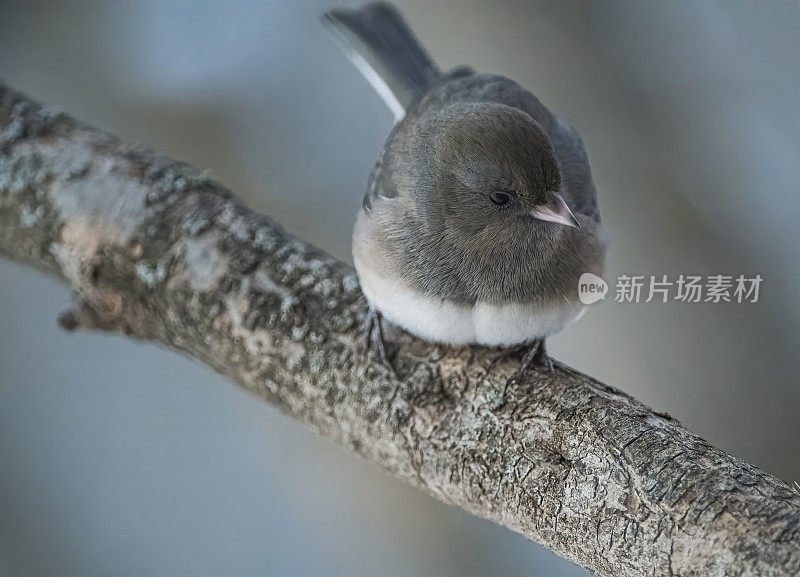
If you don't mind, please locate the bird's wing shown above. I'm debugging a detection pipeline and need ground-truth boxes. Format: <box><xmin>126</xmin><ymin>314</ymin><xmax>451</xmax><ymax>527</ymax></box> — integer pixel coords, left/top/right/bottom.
<box><xmin>552</xmin><ymin>120</ymin><xmax>601</xmax><ymax>223</ymax></box>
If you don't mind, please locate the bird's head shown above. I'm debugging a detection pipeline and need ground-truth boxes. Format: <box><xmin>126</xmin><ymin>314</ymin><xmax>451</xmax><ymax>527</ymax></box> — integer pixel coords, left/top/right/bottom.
<box><xmin>411</xmin><ymin>102</ymin><xmax>579</xmax><ymax>241</ymax></box>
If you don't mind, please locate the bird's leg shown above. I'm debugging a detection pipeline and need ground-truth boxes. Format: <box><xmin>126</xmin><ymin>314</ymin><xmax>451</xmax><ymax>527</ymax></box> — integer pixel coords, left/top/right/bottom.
<box><xmin>516</xmin><ymin>338</ymin><xmax>553</xmax><ymax>376</ymax></box>
<box><xmin>364</xmin><ymin>308</ymin><xmax>397</xmax><ymax>377</ymax></box>
<box><xmin>364</xmin><ymin>310</ymin><xmax>376</xmax><ymax>351</ymax></box>
<box><xmin>503</xmin><ymin>338</ymin><xmax>553</xmax><ymax>394</ymax></box>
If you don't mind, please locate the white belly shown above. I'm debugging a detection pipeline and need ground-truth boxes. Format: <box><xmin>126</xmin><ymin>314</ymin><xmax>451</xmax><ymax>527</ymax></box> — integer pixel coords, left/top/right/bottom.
<box><xmin>354</xmin><ymin>255</ymin><xmax>584</xmax><ymax>347</ymax></box>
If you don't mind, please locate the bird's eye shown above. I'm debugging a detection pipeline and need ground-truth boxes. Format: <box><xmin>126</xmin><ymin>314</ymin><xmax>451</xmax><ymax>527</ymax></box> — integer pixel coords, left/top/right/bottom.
<box><xmin>489</xmin><ymin>191</ymin><xmax>511</xmax><ymax>206</ymax></box>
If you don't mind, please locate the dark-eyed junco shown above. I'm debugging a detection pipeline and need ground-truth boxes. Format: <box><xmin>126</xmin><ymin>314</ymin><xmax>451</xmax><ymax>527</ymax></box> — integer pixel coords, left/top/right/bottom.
<box><xmin>324</xmin><ymin>2</ymin><xmax>606</xmax><ymax>374</ymax></box>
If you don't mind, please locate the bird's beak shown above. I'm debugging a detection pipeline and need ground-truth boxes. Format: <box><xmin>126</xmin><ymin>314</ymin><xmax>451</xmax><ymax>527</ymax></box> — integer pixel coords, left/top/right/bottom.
<box><xmin>530</xmin><ymin>193</ymin><xmax>581</xmax><ymax>229</ymax></box>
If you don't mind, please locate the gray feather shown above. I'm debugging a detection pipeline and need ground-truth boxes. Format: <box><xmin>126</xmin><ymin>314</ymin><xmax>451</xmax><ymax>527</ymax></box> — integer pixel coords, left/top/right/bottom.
<box><xmin>552</xmin><ymin>120</ymin><xmax>601</xmax><ymax>223</ymax></box>
<box><xmin>323</xmin><ymin>2</ymin><xmax>440</xmax><ymax>119</ymax></box>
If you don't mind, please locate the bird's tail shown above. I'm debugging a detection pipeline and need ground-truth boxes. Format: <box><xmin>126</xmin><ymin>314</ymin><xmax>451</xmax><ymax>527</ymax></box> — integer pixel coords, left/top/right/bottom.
<box><xmin>323</xmin><ymin>2</ymin><xmax>440</xmax><ymax>121</ymax></box>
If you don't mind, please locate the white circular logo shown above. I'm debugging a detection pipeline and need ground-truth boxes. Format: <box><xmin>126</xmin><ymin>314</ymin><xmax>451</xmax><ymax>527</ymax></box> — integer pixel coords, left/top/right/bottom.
<box><xmin>578</xmin><ymin>273</ymin><xmax>608</xmax><ymax>305</ymax></box>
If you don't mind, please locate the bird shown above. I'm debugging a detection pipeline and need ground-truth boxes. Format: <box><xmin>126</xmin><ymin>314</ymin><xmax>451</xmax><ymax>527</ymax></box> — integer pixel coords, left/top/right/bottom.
<box><xmin>323</xmin><ymin>2</ymin><xmax>606</xmax><ymax>375</ymax></box>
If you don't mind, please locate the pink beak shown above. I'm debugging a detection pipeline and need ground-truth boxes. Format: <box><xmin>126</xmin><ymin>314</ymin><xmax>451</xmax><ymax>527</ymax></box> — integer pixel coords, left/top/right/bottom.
<box><xmin>530</xmin><ymin>193</ymin><xmax>580</xmax><ymax>229</ymax></box>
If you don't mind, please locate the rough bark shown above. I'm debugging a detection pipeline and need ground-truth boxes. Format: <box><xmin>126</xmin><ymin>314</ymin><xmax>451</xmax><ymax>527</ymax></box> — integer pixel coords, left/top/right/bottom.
<box><xmin>1</xmin><ymin>82</ymin><xmax>798</xmax><ymax>577</ymax></box>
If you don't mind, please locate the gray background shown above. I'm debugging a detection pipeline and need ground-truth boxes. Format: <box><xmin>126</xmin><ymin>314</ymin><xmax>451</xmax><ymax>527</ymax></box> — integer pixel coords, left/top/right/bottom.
<box><xmin>1</xmin><ymin>1</ymin><xmax>799</xmax><ymax>576</ymax></box>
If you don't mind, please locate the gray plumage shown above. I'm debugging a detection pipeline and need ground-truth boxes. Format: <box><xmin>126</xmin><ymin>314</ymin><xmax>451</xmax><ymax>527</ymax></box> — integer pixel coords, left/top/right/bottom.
<box><xmin>323</xmin><ymin>2</ymin><xmax>439</xmax><ymax>118</ymax></box>
<box><xmin>325</xmin><ymin>2</ymin><xmax>606</xmax><ymax>348</ymax></box>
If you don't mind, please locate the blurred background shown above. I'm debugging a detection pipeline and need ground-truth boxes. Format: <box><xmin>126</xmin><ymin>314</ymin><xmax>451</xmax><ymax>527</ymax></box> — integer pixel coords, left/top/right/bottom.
<box><xmin>1</xmin><ymin>1</ymin><xmax>799</xmax><ymax>575</ymax></box>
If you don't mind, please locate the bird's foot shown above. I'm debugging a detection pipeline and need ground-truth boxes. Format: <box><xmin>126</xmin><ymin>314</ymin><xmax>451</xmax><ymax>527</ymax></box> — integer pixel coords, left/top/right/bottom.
<box><xmin>503</xmin><ymin>339</ymin><xmax>553</xmax><ymax>393</ymax></box>
<box><xmin>364</xmin><ymin>308</ymin><xmax>397</xmax><ymax>377</ymax></box>
<box><xmin>516</xmin><ymin>339</ymin><xmax>553</xmax><ymax>376</ymax></box>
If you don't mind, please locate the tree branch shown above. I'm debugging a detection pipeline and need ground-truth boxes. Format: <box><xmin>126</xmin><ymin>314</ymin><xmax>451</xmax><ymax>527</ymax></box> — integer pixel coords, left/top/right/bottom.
<box><xmin>1</xmin><ymin>83</ymin><xmax>798</xmax><ymax>577</ymax></box>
